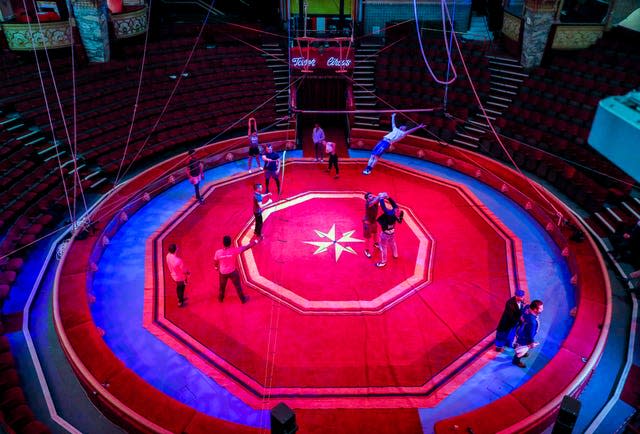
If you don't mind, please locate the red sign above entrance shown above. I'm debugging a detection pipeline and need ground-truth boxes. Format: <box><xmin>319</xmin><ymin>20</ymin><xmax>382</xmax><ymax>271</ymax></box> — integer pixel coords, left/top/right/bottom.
<box><xmin>289</xmin><ymin>47</ymin><xmax>354</xmax><ymax>72</ymax></box>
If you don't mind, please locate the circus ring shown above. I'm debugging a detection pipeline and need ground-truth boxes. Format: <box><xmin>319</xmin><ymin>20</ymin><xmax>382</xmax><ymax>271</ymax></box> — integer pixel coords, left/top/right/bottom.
<box><xmin>53</xmin><ymin>129</ymin><xmax>610</xmax><ymax>434</ymax></box>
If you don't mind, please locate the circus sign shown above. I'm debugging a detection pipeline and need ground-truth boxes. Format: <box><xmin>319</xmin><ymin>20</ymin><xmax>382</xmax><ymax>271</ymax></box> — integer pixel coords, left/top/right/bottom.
<box><xmin>289</xmin><ymin>47</ymin><xmax>354</xmax><ymax>71</ymax></box>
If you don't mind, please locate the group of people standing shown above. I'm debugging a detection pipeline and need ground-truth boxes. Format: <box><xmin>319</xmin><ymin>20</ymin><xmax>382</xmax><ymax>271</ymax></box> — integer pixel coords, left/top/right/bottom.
<box><xmin>171</xmin><ymin>114</ymin><xmax>424</xmax><ymax>308</ymax></box>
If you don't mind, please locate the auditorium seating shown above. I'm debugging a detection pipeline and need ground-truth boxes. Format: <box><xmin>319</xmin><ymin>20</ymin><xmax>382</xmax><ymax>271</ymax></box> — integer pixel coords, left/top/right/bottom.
<box><xmin>1</xmin><ymin>27</ymin><xmax>278</xmax><ymax>183</ymax></box>
<box><xmin>475</xmin><ymin>29</ymin><xmax>638</xmax><ymax>212</ymax></box>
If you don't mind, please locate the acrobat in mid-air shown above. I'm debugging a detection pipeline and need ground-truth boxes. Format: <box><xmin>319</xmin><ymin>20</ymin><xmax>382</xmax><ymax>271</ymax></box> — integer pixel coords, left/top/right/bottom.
<box><xmin>363</xmin><ymin>113</ymin><xmax>424</xmax><ymax>175</ymax></box>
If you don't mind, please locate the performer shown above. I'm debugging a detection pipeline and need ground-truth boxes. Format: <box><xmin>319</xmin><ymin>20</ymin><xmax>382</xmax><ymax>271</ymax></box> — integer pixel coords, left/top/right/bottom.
<box><xmin>362</xmin><ymin>192</ymin><xmax>382</xmax><ymax>258</ymax></box>
<box><xmin>363</xmin><ymin>113</ymin><xmax>424</xmax><ymax>175</ymax></box>
<box><xmin>495</xmin><ymin>289</ymin><xmax>526</xmax><ymax>352</ymax></box>
<box><xmin>513</xmin><ymin>300</ymin><xmax>544</xmax><ymax>368</ymax></box>
<box><xmin>247</xmin><ymin>132</ymin><xmax>262</xmax><ymax>172</ymax></box>
<box><xmin>213</xmin><ymin>235</ymin><xmax>259</xmax><ymax>304</ymax></box>
<box><xmin>247</xmin><ymin>120</ymin><xmax>262</xmax><ymax>172</ymax></box>
<box><xmin>262</xmin><ymin>144</ymin><xmax>281</xmax><ymax>194</ymax></box>
<box><xmin>312</xmin><ymin>123</ymin><xmax>325</xmax><ymax>162</ymax></box>
<box><xmin>165</xmin><ymin>243</ymin><xmax>190</xmax><ymax>307</ymax></box>
<box><xmin>376</xmin><ymin>194</ymin><xmax>404</xmax><ymax>267</ymax></box>
<box><xmin>186</xmin><ymin>149</ymin><xmax>205</xmax><ymax>203</ymax></box>
<box><xmin>253</xmin><ymin>183</ymin><xmax>272</xmax><ymax>239</ymax></box>
<box><xmin>324</xmin><ymin>139</ymin><xmax>339</xmax><ymax>178</ymax></box>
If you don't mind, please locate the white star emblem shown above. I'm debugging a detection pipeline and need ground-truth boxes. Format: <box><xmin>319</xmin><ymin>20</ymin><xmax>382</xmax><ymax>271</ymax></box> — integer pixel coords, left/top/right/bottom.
<box><xmin>303</xmin><ymin>224</ymin><xmax>364</xmax><ymax>262</ymax></box>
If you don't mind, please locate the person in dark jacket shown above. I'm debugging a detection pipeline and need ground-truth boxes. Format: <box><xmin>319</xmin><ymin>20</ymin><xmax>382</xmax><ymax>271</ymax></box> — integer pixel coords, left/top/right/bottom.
<box><xmin>375</xmin><ymin>194</ymin><xmax>404</xmax><ymax>268</ymax></box>
<box><xmin>185</xmin><ymin>149</ymin><xmax>204</xmax><ymax>204</ymax></box>
<box><xmin>513</xmin><ymin>299</ymin><xmax>544</xmax><ymax>368</ymax></box>
<box><xmin>495</xmin><ymin>289</ymin><xmax>526</xmax><ymax>352</ymax></box>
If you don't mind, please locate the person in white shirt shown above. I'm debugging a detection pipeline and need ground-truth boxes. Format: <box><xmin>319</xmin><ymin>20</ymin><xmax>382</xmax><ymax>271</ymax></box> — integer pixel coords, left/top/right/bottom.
<box><xmin>312</xmin><ymin>123</ymin><xmax>325</xmax><ymax>162</ymax></box>
<box><xmin>165</xmin><ymin>243</ymin><xmax>190</xmax><ymax>307</ymax></box>
<box><xmin>363</xmin><ymin>113</ymin><xmax>424</xmax><ymax>175</ymax></box>
<box><xmin>323</xmin><ymin>140</ymin><xmax>339</xmax><ymax>178</ymax></box>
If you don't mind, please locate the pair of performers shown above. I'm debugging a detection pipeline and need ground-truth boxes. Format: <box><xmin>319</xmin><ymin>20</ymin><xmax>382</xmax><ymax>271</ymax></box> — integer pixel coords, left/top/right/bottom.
<box><xmin>363</xmin><ymin>192</ymin><xmax>404</xmax><ymax>268</ymax></box>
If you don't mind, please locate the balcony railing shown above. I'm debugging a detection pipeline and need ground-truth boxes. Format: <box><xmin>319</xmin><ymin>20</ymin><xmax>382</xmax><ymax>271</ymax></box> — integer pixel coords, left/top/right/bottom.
<box><xmin>1</xmin><ymin>21</ymin><xmax>72</xmax><ymax>50</ymax></box>
<box><xmin>111</xmin><ymin>6</ymin><xmax>148</xmax><ymax>39</ymax></box>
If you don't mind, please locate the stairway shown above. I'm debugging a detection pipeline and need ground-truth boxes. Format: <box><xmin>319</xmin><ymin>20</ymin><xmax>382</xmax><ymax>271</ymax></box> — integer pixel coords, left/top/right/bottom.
<box><xmin>452</xmin><ymin>54</ymin><xmax>527</xmax><ymax>148</ymax></box>
<box><xmin>352</xmin><ymin>42</ymin><xmax>382</xmax><ymax>128</ymax></box>
<box><xmin>581</xmin><ymin>195</ymin><xmax>640</xmax><ymax>289</ymax></box>
<box><xmin>261</xmin><ymin>42</ymin><xmax>290</xmax><ymax>128</ymax></box>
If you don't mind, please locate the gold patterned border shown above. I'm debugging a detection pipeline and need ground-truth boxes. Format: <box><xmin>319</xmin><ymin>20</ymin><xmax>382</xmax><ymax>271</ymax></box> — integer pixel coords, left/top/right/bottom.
<box><xmin>111</xmin><ymin>6</ymin><xmax>148</xmax><ymax>39</ymax></box>
<box><xmin>502</xmin><ymin>11</ymin><xmax>522</xmax><ymax>42</ymax></box>
<box><xmin>524</xmin><ymin>0</ymin><xmax>558</xmax><ymax>13</ymax></box>
<box><xmin>1</xmin><ymin>21</ymin><xmax>72</xmax><ymax>50</ymax></box>
<box><xmin>551</xmin><ymin>24</ymin><xmax>603</xmax><ymax>49</ymax></box>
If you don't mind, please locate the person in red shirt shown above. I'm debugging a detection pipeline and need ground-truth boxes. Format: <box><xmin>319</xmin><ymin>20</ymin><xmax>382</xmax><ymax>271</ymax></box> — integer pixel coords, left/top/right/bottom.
<box><xmin>165</xmin><ymin>243</ymin><xmax>190</xmax><ymax>307</ymax></box>
<box><xmin>213</xmin><ymin>235</ymin><xmax>260</xmax><ymax>303</ymax></box>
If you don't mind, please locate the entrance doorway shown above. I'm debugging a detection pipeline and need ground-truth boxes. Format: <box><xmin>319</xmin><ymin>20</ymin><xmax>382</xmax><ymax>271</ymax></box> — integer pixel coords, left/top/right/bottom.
<box><xmin>296</xmin><ymin>75</ymin><xmax>350</xmax><ymax>157</ymax></box>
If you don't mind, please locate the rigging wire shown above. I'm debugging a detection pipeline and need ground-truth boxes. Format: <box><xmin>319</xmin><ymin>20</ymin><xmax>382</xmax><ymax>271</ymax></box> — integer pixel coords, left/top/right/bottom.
<box><xmin>114</xmin><ymin>0</ymin><xmax>154</xmax><ymax>186</ymax></box>
<box><xmin>20</xmin><ymin>0</ymin><xmax>74</xmax><ymax>228</ymax></box>
<box><xmin>35</xmin><ymin>9</ymin><xmax>89</xmax><ymax>217</ymax></box>
<box><xmin>115</xmin><ymin>0</ymin><xmax>218</xmax><ymax>185</ymax></box>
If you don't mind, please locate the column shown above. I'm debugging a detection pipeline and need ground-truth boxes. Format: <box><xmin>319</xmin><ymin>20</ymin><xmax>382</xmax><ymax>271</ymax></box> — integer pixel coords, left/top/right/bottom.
<box><xmin>72</xmin><ymin>0</ymin><xmax>110</xmax><ymax>62</ymax></box>
<box><xmin>520</xmin><ymin>0</ymin><xmax>558</xmax><ymax>68</ymax></box>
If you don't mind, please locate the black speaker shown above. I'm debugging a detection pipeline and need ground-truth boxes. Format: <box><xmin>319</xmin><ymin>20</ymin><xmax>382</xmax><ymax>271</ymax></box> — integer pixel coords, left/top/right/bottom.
<box><xmin>271</xmin><ymin>402</ymin><xmax>298</xmax><ymax>434</ymax></box>
<box><xmin>551</xmin><ymin>395</ymin><xmax>581</xmax><ymax>434</ymax></box>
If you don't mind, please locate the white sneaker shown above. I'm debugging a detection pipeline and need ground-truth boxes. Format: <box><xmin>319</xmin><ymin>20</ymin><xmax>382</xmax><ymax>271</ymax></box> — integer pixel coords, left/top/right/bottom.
<box><xmin>364</xmin><ymin>249</ymin><xmax>372</xmax><ymax>258</ymax></box>
<box><xmin>376</xmin><ymin>261</ymin><xmax>386</xmax><ymax>268</ymax></box>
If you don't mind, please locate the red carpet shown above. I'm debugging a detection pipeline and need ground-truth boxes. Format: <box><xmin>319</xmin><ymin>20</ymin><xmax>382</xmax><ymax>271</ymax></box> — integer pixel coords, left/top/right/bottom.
<box><xmin>146</xmin><ymin>160</ymin><xmax>525</xmax><ymax>409</ymax></box>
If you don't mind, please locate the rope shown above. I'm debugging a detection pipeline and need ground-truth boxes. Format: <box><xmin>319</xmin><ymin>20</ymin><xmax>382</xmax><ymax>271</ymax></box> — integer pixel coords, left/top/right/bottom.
<box><xmin>413</xmin><ymin>0</ymin><xmax>458</xmax><ymax>85</ymax></box>
<box><xmin>443</xmin><ymin>0</ymin><xmax>457</xmax><ymax>111</ymax></box>
<box><xmin>114</xmin><ymin>0</ymin><xmax>154</xmax><ymax>186</ymax></box>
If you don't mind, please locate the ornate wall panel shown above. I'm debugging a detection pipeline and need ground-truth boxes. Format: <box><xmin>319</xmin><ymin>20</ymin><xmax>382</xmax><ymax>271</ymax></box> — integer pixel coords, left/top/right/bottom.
<box><xmin>1</xmin><ymin>22</ymin><xmax>72</xmax><ymax>50</ymax></box>
<box><xmin>551</xmin><ymin>25</ymin><xmax>603</xmax><ymax>49</ymax></box>
<box><xmin>502</xmin><ymin>11</ymin><xmax>522</xmax><ymax>41</ymax></box>
<box><xmin>111</xmin><ymin>6</ymin><xmax>147</xmax><ymax>39</ymax></box>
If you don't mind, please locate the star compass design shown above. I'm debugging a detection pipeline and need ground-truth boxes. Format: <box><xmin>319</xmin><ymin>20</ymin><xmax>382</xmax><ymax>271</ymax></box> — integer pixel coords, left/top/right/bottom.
<box><xmin>303</xmin><ymin>223</ymin><xmax>364</xmax><ymax>262</ymax></box>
